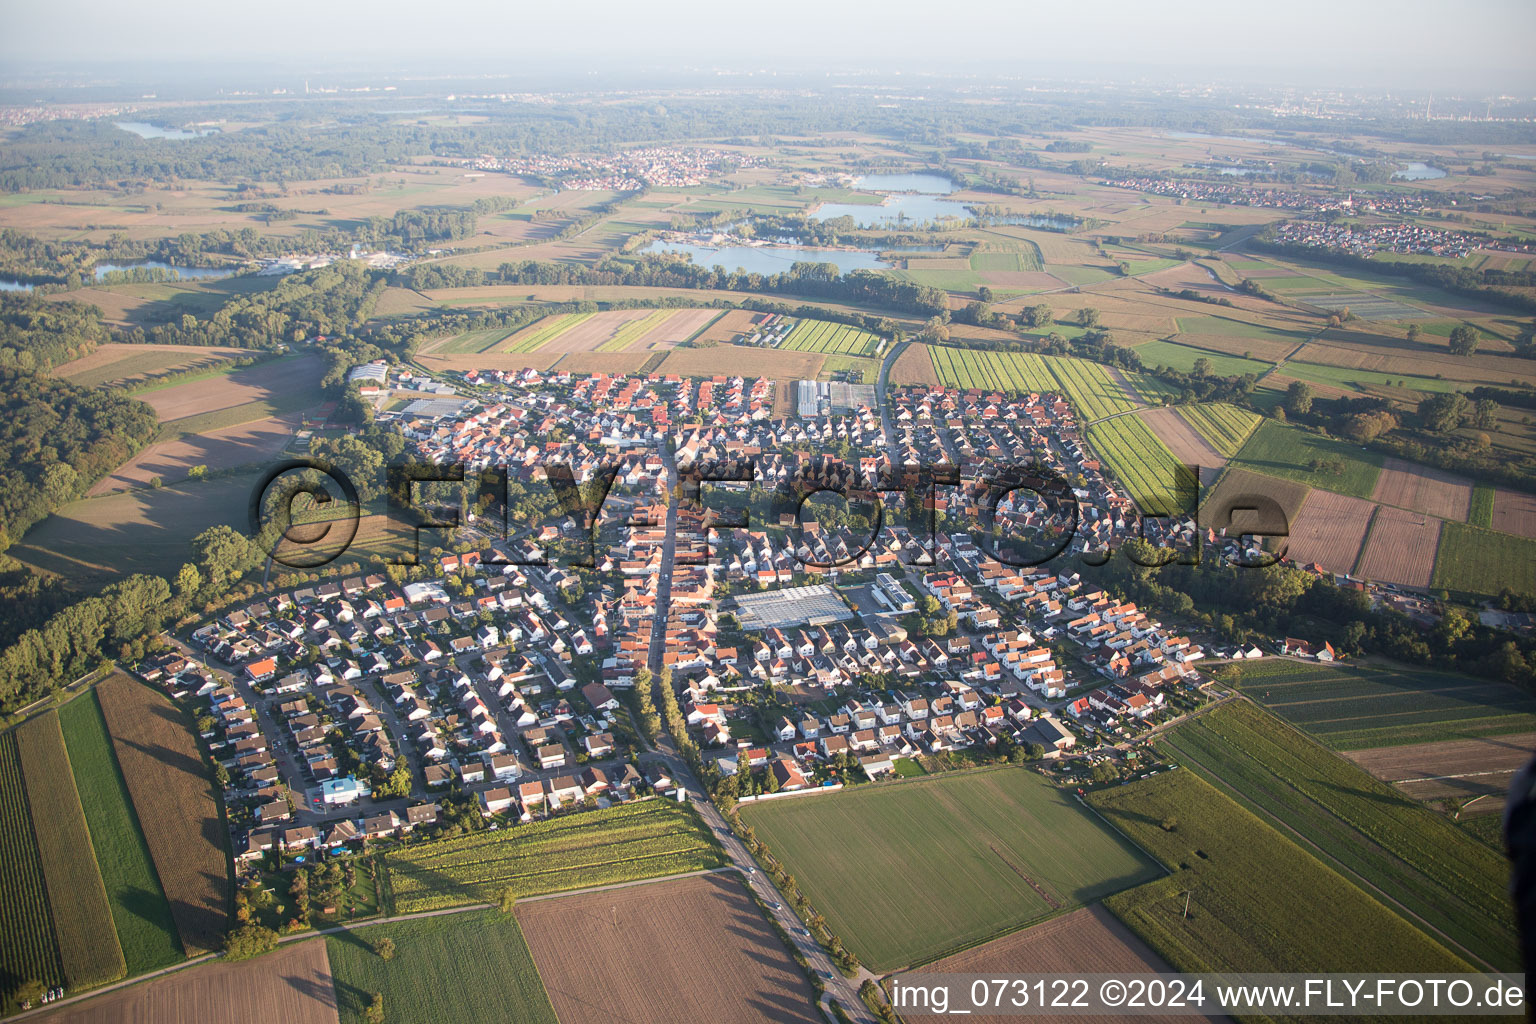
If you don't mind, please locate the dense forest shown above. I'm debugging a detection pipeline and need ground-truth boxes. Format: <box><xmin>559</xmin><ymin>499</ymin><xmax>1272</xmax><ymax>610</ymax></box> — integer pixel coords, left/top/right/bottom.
<box><xmin>0</xmin><ymin>295</ymin><xmax>106</xmax><ymax>372</ymax></box>
<box><xmin>0</xmin><ymin>367</ymin><xmax>158</xmax><ymax>548</ymax></box>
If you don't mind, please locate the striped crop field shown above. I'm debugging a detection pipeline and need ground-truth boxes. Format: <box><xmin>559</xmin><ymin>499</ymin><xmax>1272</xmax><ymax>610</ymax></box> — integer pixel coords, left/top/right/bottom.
<box><xmin>1088</xmin><ymin>415</ymin><xmax>1192</xmax><ymax>516</ymax></box>
<box><xmin>595</xmin><ymin>310</ymin><xmax>674</xmax><ymax>352</ymax></box>
<box><xmin>779</xmin><ymin>319</ymin><xmax>883</xmax><ymax>356</ymax></box>
<box><xmin>1177</xmin><ymin>403</ymin><xmax>1262</xmax><ymax>457</ymax></box>
<box><xmin>927</xmin><ymin>347</ymin><xmax>1060</xmax><ymax>394</ymax></box>
<box><xmin>1048</xmin><ymin>357</ymin><xmax>1138</xmax><ymax>420</ymax></box>
<box><xmin>0</xmin><ymin>733</ymin><xmax>64</xmax><ymax>1009</ymax></box>
<box><xmin>503</xmin><ymin>312</ymin><xmax>595</xmax><ymax>354</ymax></box>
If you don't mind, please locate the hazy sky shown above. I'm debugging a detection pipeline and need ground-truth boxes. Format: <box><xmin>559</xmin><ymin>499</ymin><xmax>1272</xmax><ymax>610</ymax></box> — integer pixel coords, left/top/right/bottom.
<box><xmin>4</xmin><ymin>0</ymin><xmax>1534</xmax><ymax>91</ymax></box>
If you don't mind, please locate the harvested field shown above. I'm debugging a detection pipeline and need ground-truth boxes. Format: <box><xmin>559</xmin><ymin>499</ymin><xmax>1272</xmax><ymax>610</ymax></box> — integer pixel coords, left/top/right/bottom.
<box><xmin>1356</xmin><ymin>505</ymin><xmax>1442</xmax><ymax>589</ymax></box>
<box><xmin>655</xmin><ymin>343</ymin><xmax>823</xmax><ymax>380</ymax></box>
<box><xmin>519</xmin><ymin>872</ymin><xmax>821</xmax><ymax>1024</ymax></box>
<box><xmin>139</xmin><ymin>353</ymin><xmax>325</xmax><ymax>422</ymax></box>
<box><xmin>418</xmin><ymin>351</ymin><xmax>562</xmax><ymax>374</ymax></box>
<box><xmin>52</xmin><ymin>343</ymin><xmax>247</xmax><ymax>389</ymax></box>
<box><xmin>1201</xmin><ymin>467</ymin><xmax>1308</xmax><ymax>539</ymax></box>
<box><xmin>890</xmin><ymin>342</ymin><xmax>939</xmax><ymax>387</ymax></box>
<box><xmin>546</xmin><ymin>351</ymin><xmax>654</xmax><ymax>376</ymax></box>
<box><xmin>1285</xmin><ymin>490</ymin><xmax>1376</xmax><ymax>575</ymax></box>
<box><xmin>1137</xmin><ymin>407</ymin><xmax>1225</xmax><ymax>487</ymax></box>
<box><xmin>95</xmin><ymin>673</ymin><xmax>229</xmax><ymax>956</ymax></box>
<box><xmin>1491</xmin><ymin>489</ymin><xmax>1536</xmax><ymax>539</ymax></box>
<box><xmin>895</xmin><ymin>907</ymin><xmax>1216</xmax><ymax>1024</ymax></box>
<box><xmin>33</xmin><ymin>938</ymin><xmax>338</xmax><ymax>1024</ymax></box>
<box><xmin>15</xmin><ymin>713</ymin><xmax>125</xmax><ymax>991</ymax></box>
<box><xmin>1371</xmin><ymin>458</ymin><xmax>1471</xmax><ymax>521</ymax></box>
<box><xmin>1346</xmin><ymin>733</ymin><xmax>1536</xmax><ymax>809</ymax></box>
<box><xmin>690</xmin><ymin>307</ymin><xmax>766</xmax><ymax>345</ymax></box>
<box><xmin>89</xmin><ymin>412</ymin><xmax>299</xmax><ymax>495</ymax></box>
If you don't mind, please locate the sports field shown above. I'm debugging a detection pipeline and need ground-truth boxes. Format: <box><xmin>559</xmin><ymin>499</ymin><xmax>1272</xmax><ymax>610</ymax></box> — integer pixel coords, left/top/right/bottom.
<box><xmin>739</xmin><ymin>769</ymin><xmax>1162</xmax><ymax>971</ymax></box>
<box><xmin>1090</xmin><ymin>770</ymin><xmax>1470</xmax><ymax>975</ymax></box>
<box><xmin>326</xmin><ymin>910</ymin><xmax>553</xmax><ymax>1024</ymax></box>
<box><xmin>1160</xmin><ymin>701</ymin><xmax>1518</xmax><ymax>970</ymax></box>
<box><xmin>779</xmin><ymin>318</ymin><xmax>883</xmax><ymax>356</ymax></box>
<box><xmin>385</xmin><ymin>800</ymin><xmax>722</xmax><ymax>913</ymax></box>
<box><xmin>1229</xmin><ymin>658</ymin><xmax>1536</xmax><ymax>749</ymax></box>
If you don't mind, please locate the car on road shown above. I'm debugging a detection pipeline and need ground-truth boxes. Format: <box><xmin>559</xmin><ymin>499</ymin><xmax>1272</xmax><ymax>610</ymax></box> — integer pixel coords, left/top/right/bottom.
<box><xmin>745</xmin><ymin>866</ymin><xmax>756</xmax><ymax>874</ymax></box>
<box><xmin>819</xmin><ymin>970</ymin><xmax>834</xmax><ymax>980</ymax></box>
<box><xmin>794</xmin><ymin>927</ymin><xmax>810</xmax><ymax>936</ymax></box>
<box><xmin>769</xmin><ymin>901</ymin><xmax>780</xmax><ymax>909</ymax></box>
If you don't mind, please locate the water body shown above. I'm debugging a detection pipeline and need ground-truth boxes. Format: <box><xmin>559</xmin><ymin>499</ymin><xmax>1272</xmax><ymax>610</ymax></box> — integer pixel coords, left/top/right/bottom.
<box><xmin>811</xmin><ymin>194</ymin><xmax>975</xmax><ymax>227</ymax></box>
<box><xmin>1393</xmin><ymin>162</ymin><xmax>1447</xmax><ymax>181</ymax></box>
<box><xmin>852</xmin><ymin>172</ymin><xmax>959</xmax><ymax>194</ymax></box>
<box><xmin>114</xmin><ymin>121</ymin><xmax>213</xmax><ymax>140</ymax></box>
<box><xmin>93</xmin><ymin>260</ymin><xmax>236</xmax><ymax>281</ymax></box>
<box><xmin>1217</xmin><ymin>167</ymin><xmax>1266</xmax><ymax>177</ymax></box>
<box><xmin>645</xmin><ymin>241</ymin><xmax>898</xmax><ymax>275</ymax></box>
<box><xmin>0</xmin><ymin>279</ymin><xmax>32</xmax><ymax>292</ymax></box>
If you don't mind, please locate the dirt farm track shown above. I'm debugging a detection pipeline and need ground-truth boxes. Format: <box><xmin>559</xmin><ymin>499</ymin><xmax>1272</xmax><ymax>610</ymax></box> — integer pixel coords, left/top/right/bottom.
<box><xmin>30</xmin><ymin>940</ymin><xmax>338</xmax><ymax>1024</ymax></box>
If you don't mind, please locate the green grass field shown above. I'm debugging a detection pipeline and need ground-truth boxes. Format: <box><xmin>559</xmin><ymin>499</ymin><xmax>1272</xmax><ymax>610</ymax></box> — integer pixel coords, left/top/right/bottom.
<box><xmin>325</xmin><ymin>910</ymin><xmax>557</xmax><ymax>1024</ymax></box>
<box><xmin>1176</xmin><ymin>403</ymin><xmax>1262</xmax><ymax>457</ymax></box>
<box><xmin>386</xmin><ymin>800</ymin><xmax>722</xmax><ymax>913</ymax></box>
<box><xmin>1133</xmin><ymin>339</ymin><xmax>1274</xmax><ymax>378</ymax></box>
<box><xmin>1091</xmin><ymin>770</ymin><xmax>1472</xmax><ymax>975</ymax></box>
<box><xmin>1431</xmin><ymin>522</ymin><xmax>1536</xmax><ymax>599</ymax></box>
<box><xmin>1160</xmin><ymin>701</ymin><xmax>1518</xmax><ymax>969</ymax></box>
<box><xmin>595</xmin><ymin>309</ymin><xmax>673</xmax><ymax>352</ymax></box>
<box><xmin>1227</xmin><ymin>659</ymin><xmax>1536</xmax><ymax>748</ymax></box>
<box><xmin>1229</xmin><ymin>419</ymin><xmax>1383</xmax><ymax>500</ymax></box>
<box><xmin>1122</xmin><ymin>372</ymin><xmax>1182</xmax><ymax>405</ymax></box>
<box><xmin>1468</xmin><ymin>484</ymin><xmax>1495</xmax><ymax>528</ymax></box>
<box><xmin>1281</xmin><ymin>359</ymin><xmax>1460</xmax><ymax>395</ymax></box>
<box><xmin>432</xmin><ymin>325</ymin><xmax>522</xmax><ymax>355</ymax></box>
<box><xmin>15</xmin><ymin>713</ymin><xmax>125</xmax><ymax>990</ymax></box>
<box><xmin>1175</xmin><ymin>315</ymin><xmax>1310</xmax><ymax>344</ymax></box>
<box><xmin>780</xmin><ymin>318</ymin><xmax>883</xmax><ymax>356</ymax></box>
<box><xmin>740</xmin><ymin>768</ymin><xmax>1162</xmax><ymax>971</ymax></box>
<box><xmin>0</xmin><ymin>732</ymin><xmax>64</xmax><ymax>1010</ymax></box>
<box><xmin>57</xmin><ymin>693</ymin><xmax>182</xmax><ymax>974</ymax></box>
<box><xmin>1088</xmin><ymin>416</ymin><xmax>1192</xmax><ymax>517</ymax></box>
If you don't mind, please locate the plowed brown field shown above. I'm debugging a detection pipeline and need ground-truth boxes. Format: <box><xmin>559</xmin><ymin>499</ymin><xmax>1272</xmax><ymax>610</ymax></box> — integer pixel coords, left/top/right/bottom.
<box><xmin>1491</xmin><ymin>489</ymin><xmax>1536</xmax><ymax>540</ymax></box>
<box><xmin>1372</xmin><ymin>458</ymin><xmax>1472</xmax><ymax>522</ymax></box>
<box><xmin>1285</xmin><ymin>490</ymin><xmax>1376</xmax><ymax>574</ymax></box>
<box><xmin>518</xmin><ymin>872</ymin><xmax>820</xmax><ymax>1024</ymax></box>
<box><xmin>1355</xmin><ymin>505</ymin><xmax>1443</xmax><ymax>588</ymax></box>
<box><xmin>1346</xmin><ymin>733</ymin><xmax>1536</xmax><ymax>808</ymax></box>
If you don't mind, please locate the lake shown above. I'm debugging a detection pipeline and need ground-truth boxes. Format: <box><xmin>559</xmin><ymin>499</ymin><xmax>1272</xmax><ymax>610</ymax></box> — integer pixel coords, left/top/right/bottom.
<box><xmin>115</xmin><ymin>121</ymin><xmax>213</xmax><ymax>140</ymax></box>
<box><xmin>1394</xmin><ymin>162</ymin><xmax>1447</xmax><ymax>181</ymax></box>
<box><xmin>93</xmin><ymin>260</ymin><xmax>236</xmax><ymax>281</ymax></box>
<box><xmin>645</xmin><ymin>241</ymin><xmax>899</xmax><ymax>275</ymax></box>
<box><xmin>811</xmin><ymin>194</ymin><xmax>974</xmax><ymax>227</ymax></box>
<box><xmin>852</xmin><ymin>173</ymin><xmax>959</xmax><ymax>194</ymax></box>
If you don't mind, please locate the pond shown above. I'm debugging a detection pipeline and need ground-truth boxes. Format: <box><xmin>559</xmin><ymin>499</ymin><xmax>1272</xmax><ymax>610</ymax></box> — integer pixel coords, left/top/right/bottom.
<box><xmin>115</xmin><ymin>121</ymin><xmax>213</xmax><ymax>140</ymax></box>
<box><xmin>811</xmin><ymin>194</ymin><xmax>974</xmax><ymax>228</ymax></box>
<box><xmin>852</xmin><ymin>172</ymin><xmax>959</xmax><ymax>194</ymax></box>
<box><xmin>1393</xmin><ymin>162</ymin><xmax>1447</xmax><ymax>181</ymax></box>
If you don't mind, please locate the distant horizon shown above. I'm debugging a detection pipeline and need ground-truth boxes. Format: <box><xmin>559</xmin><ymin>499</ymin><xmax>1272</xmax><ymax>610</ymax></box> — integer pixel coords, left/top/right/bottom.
<box><xmin>3</xmin><ymin>0</ymin><xmax>1534</xmax><ymax>95</ymax></box>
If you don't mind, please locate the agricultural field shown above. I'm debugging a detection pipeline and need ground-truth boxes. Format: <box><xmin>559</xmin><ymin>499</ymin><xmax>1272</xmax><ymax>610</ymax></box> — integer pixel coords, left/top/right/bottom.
<box><xmin>779</xmin><ymin>318</ymin><xmax>883</xmax><ymax>356</ymax></box>
<box><xmin>1228</xmin><ymin>419</ymin><xmax>1383</xmax><ymax>501</ymax></box>
<box><xmin>1090</xmin><ymin>770</ymin><xmax>1471</xmax><ymax>976</ymax></box>
<box><xmin>1489</xmin><ymin>488</ymin><xmax>1536</xmax><ymax>539</ymax></box>
<box><xmin>503</xmin><ymin>311</ymin><xmax>596</xmax><ymax>353</ymax></box>
<box><xmin>1175</xmin><ymin>402</ymin><xmax>1261</xmax><ymax>457</ymax></box>
<box><xmin>519</xmin><ymin>872</ymin><xmax>821</xmax><ymax>1024</ymax></box>
<box><xmin>739</xmin><ymin>768</ymin><xmax>1161</xmax><ymax>971</ymax></box>
<box><xmin>1370</xmin><ymin>458</ymin><xmax>1472</xmax><ymax>521</ymax></box>
<box><xmin>52</xmin><ymin>343</ymin><xmax>249</xmax><ymax>390</ymax></box>
<box><xmin>14</xmin><ymin>714</ymin><xmax>125</xmax><ymax>991</ymax></box>
<box><xmin>654</xmin><ymin>343</ymin><xmax>823</xmax><ymax>381</ymax></box>
<box><xmin>89</xmin><ymin>411</ymin><xmax>301</xmax><ymax>495</ymax></box>
<box><xmin>1132</xmin><ymin>339</ymin><xmax>1274</xmax><ymax>378</ymax></box>
<box><xmin>56</xmin><ymin>692</ymin><xmax>182</xmax><ymax>974</ymax></box>
<box><xmin>890</xmin><ymin>342</ymin><xmax>940</xmax><ymax>386</ymax></box>
<box><xmin>927</xmin><ymin>346</ymin><xmax>1059</xmax><ymax>394</ymax></box>
<box><xmin>0</xmin><ymin>732</ymin><xmax>64</xmax><ymax>1012</ymax></box>
<box><xmin>1087</xmin><ymin>415</ymin><xmax>1191</xmax><ymax>517</ymax></box>
<box><xmin>1229</xmin><ymin>658</ymin><xmax>1536</xmax><ymax>749</ymax></box>
<box><xmin>1135</xmin><ymin>407</ymin><xmax>1225</xmax><ymax>488</ymax></box>
<box><xmin>385</xmin><ymin>800</ymin><xmax>722</xmax><ymax>913</ymax></box>
<box><xmin>1431</xmin><ymin>522</ymin><xmax>1536</xmax><ymax>598</ymax></box>
<box><xmin>1354</xmin><ymin>504</ymin><xmax>1442</xmax><ymax>589</ymax></box>
<box><xmin>1046</xmin><ymin>356</ymin><xmax>1139</xmax><ymax>420</ymax></box>
<box><xmin>94</xmin><ymin>673</ymin><xmax>230</xmax><ymax>956</ymax></box>
<box><xmin>326</xmin><ymin>910</ymin><xmax>553</xmax><ymax>1024</ymax></box>
<box><xmin>1283</xmin><ymin>489</ymin><xmax>1375</xmax><ymax>575</ymax></box>
<box><xmin>135</xmin><ymin>351</ymin><xmax>326</xmax><ymax>423</ymax></box>
<box><xmin>34</xmin><ymin>938</ymin><xmax>339</xmax><ymax>1024</ymax></box>
<box><xmin>1468</xmin><ymin>484</ymin><xmax>1495</xmax><ymax>528</ymax></box>
<box><xmin>1160</xmin><ymin>701</ymin><xmax>1517</xmax><ymax>969</ymax></box>
<box><xmin>896</xmin><ymin>906</ymin><xmax>1217</xmax><ymax>1024</ymax></box>
<box><xmin>1345</xmin><ymin>733</ymin><xmax>1536</xmax><ymax>812</ymax></box>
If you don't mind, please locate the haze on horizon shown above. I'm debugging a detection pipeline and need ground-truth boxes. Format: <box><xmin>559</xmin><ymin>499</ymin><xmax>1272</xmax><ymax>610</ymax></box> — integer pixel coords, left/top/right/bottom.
<box><xmin>3</xmin><ymin>0</ymin><xmax>1534</xmax><ymax>94</ymax></box>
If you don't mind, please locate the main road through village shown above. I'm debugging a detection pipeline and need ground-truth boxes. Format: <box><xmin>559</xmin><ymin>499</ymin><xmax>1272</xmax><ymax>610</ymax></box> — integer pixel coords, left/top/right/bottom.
<box><xmin>646</xmin><ymin>446</ymin><xmax>880</xmax><ymax>1024</ymax></box>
